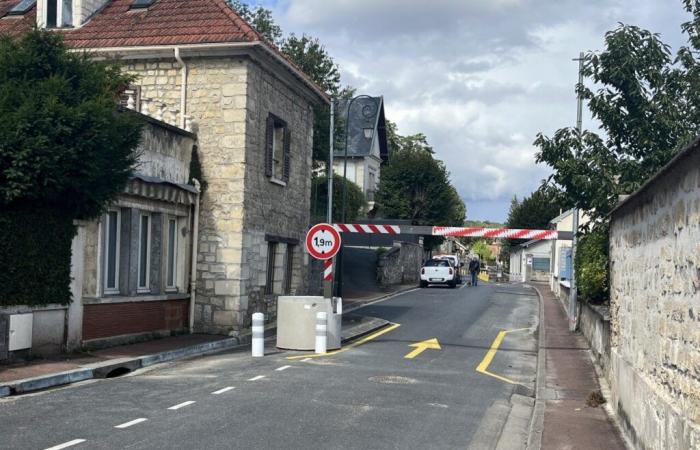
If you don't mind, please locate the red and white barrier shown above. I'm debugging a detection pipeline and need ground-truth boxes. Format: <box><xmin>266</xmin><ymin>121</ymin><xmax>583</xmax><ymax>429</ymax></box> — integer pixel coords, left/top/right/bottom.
<box><xmin>323</xmin><ymin>259</ymin><xmax>333</xmax><ymax>281</ymax></box>
<box><xmin>432</xmin><ymin>227</ymin><xmax>558</xmax><ymax>240</ymax></box>
<box><xmin>333</xmin><ymin>223</ymin><xmax>400</xmax><ymax>234</ymax></box>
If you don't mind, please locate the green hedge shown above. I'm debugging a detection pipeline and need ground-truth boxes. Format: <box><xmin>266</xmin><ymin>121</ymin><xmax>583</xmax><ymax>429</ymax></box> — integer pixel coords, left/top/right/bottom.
<box><xmin>575</xmin><ymin>223</ymin><xmax>609</xmax><ymax>304</ymax></box>
<box><xmin>0</xmin><ymin>208</ymin><xmax>75</xmax><ymax>307</ymax></box>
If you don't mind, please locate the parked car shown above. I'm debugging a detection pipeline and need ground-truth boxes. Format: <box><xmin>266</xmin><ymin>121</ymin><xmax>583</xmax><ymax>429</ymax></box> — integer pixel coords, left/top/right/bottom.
<box><xmin>420</xmin><ymin>259</ymin><xmax>457</xmax><ymax>288</ymax></box>
<box><xmin>434</xmin><ymin>254</ymin><xmax>463</xmax><ymax>284</ymax></box>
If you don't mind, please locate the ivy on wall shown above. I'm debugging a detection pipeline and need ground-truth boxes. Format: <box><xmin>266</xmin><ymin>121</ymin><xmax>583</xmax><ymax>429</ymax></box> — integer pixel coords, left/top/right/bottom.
<box><xmin>0</xmin><ymin>208</ymin><xmax>75</xmax><ymax>307</ymax></box>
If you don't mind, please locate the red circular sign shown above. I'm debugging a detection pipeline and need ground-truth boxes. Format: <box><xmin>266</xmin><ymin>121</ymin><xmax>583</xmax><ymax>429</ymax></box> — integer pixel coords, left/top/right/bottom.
<box><xmin>305</xmin><ymin>223</ymin><xmax>341</xmax><ymax>260</ymax></box>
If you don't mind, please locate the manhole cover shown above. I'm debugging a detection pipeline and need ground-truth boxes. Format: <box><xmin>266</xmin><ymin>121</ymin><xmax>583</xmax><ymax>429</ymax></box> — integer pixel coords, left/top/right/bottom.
<box><xmin>368</xmin><ymin>375</ymin><xmax>418</xmax><ymax>385</ymax></box>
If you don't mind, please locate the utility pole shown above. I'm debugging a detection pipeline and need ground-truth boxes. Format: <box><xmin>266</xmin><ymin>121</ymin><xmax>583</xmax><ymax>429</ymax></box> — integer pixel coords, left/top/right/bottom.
<box><xmin>569</xmin><ymin>52</ymin><xmax>584</xmax><ymax>332</ymax></box>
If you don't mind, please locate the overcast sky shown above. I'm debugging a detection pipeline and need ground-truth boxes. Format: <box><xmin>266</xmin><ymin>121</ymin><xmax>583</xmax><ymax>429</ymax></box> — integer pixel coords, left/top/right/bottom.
<box><xmin>256</xmin><ymin>0</ymin><xmax>690</xmax><ymax>222</ymax></box>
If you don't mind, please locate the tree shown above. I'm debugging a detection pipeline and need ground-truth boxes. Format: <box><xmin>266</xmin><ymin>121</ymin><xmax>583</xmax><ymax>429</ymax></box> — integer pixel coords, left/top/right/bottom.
<box><xmin>0</xmin><ymin>30</ymin><xmax>143</xmax><ymax>219</ymax></box>
<box><xmin>310</xmin><ymin>174</ymin><xmax>365</xmax><ymax>223</ymax></box>
<box><xmin>282</xmin><ymin>34</ymin><xmax>341</xmax><ymax>94</ymax></box>
<box><xmin>535</xmin><ymin>4</ymin><xmax>700</xmax><ymax>220</ymax></box>
<box><xmin>376</xmin><ymin>146</ymin><xmax>465</xmax><ymax>249</ymax></box>
<box><xmin>471</xmin><ymin>240</ymin><xmax>494</xmax><ymax>262</ymax></box>
<box><xmin>0</xmin><ymin>31</ymin><xmax>143</xmax><ymax>307</ymax></box>
<box><xmin>229</xmin><ymin>0</ymin><xmax>283</xmax><ymax>46</ymax></box>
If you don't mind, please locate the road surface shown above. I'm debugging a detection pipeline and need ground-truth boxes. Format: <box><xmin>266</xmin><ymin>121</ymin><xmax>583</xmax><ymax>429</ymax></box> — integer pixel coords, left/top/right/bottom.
<box><xmin>0</xmin><ymin>282</ymin><xmax>540</xmax><ymax>450</ymax></box>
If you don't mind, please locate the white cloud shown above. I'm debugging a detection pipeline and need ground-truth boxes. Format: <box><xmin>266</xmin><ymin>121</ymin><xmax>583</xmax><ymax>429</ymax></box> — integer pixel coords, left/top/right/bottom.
<box><xmin>271</xmin><ymin>0</ymin><xmax>691</xmax><ymax>221</ymax></box>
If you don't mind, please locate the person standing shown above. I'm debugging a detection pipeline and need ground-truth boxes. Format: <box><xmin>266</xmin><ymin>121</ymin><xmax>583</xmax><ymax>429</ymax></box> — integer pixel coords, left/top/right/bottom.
<box><xmin>468</xmin><ymin>257</ymin><xmax>480</xmax><ymax>286</ymax></box>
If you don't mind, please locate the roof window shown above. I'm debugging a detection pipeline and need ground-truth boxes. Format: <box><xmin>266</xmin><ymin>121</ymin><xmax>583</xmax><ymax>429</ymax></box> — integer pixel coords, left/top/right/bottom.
<box><xmin>131</xmin><ymin>0</ymin><xmax>155</xmax><ymax>9</ymax></box>
<box><xmin>7</xmin><ymin>0</ymin><xmax>36</xmax><ymax>16</ymax></box>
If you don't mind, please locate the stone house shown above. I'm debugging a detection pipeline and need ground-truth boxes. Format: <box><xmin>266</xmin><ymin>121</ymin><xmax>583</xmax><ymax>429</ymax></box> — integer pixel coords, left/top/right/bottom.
<box><xmin>333</xmin><ymin>96</ymin><xmax>389</xmax><ymax>208</ymax></box>
<box><xmin>1</xmin><ymin>0</ymin><xmax>328</xmax><ymax>343</ymax></box>
<box><xmin>608</xmin><ymin>138</ymin><xmax>700</xmax><ymax>449</ymax></box>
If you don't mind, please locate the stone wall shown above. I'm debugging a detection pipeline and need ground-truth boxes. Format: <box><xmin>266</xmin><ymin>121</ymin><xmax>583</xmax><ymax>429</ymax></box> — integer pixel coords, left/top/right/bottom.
<box><xmin>579</xmin><ymin>302</ymin><xmax>612</xmax><ymax>374</ymax></box>
<box><xmin>377</xmin><ymin>242</ymin><xmax>423</xmax><ymax>287</ymax></box>
<box><xmin>609</xmin><ymin>142</ymin><xmax>700</xmax><ymax>449</ymax></box>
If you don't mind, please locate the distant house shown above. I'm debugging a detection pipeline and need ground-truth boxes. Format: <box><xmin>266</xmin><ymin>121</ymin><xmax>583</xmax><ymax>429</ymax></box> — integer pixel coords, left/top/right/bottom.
<box><xmin>509</xmin><ymin>240</ymin><xmax>551</xmax><ymax>282</ymax></box>
<box><xmin>0</xmin><ymin>0</ymin><xmax>328</xmax><ymax>350</ymax></box>
<box><xmin>549</xmin><ymin>209</ymin><xmax>589</xmax><ymax>302</ymax></box>
<box><xmin>333</xmin><ymin>96</ymin><xmax>389</xmax><ymax>208</ymax></box>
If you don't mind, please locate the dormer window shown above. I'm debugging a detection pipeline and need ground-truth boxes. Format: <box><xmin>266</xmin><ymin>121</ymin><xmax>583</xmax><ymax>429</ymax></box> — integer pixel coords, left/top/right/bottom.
<box><xmin>44</xmin><ymin>0</ymin><xmax>72</xmax><ymax>28</ymax></box>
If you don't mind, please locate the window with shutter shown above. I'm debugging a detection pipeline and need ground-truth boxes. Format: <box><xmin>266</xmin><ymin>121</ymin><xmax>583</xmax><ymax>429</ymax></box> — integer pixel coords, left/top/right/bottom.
<box><xmin>266</xmin><ymin>113</ymin><xmax>289</xmax><ymax>185</ymax></box>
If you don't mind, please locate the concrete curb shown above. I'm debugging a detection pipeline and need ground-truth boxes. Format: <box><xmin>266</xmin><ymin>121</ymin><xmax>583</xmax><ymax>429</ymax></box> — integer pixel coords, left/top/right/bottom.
<box><xmin>526</xmin><ymin>285</ymin><xmax>546</xmax><ymax>450</ymax></box>
<box><xmin>1</xmin><ymin>337</ymin><xmax>243</xmax><ymax>397</ymax></box>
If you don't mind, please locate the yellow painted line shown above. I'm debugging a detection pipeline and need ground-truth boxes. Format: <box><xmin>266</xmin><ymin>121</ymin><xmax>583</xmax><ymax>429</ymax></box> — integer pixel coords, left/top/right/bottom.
<box><xmin>475</xmin><ymin>328</ymin><xmax>531</xmax><ymax>385</ymax></box>
<box><xmin>286</xmin><ymin>323</ymin><xmax>401</xmax><ymax>360</ymax></box>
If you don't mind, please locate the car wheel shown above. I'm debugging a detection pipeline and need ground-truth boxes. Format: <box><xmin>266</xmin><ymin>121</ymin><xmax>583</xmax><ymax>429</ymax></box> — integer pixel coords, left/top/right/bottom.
<box><xmin>420</xmin><ymin>281</ymin><xmax>428</xmax><ymax>288</ymax></box>
<box><xmin>448</xmin><ymin>280</ymin><xmax>457</xmax><ymax>288</ymax></box>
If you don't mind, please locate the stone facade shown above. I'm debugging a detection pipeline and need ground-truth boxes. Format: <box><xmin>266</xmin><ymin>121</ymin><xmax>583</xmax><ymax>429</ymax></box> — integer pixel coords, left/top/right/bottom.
<box><xmin>377</xmin><ymin>242</ymin><xmax>423</xmax><ymax>287</ymax></box>
<box><xmin>124</xmin><ymin>54</ymin><xmax>316</xmax><ymax>336</ymax></box>
<box><xmin>609</xmin><ymin>141</ymin><xmax>700</xmax><ymax>450</ymax></box>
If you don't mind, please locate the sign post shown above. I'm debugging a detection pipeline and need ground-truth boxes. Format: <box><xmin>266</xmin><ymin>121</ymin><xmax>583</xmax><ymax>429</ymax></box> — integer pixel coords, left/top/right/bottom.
<box><xmin>305</xmin><ymin>223</ymin><xmax>342</xmax><ymax>302</ymax></box>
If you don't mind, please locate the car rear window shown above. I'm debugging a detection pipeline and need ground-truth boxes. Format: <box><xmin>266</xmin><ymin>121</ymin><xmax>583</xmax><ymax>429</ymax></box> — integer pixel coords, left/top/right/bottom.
<box><xmin>425</xmin><ymin>260</ymin><xmax>450</xmax><ymax>267</ymax></box>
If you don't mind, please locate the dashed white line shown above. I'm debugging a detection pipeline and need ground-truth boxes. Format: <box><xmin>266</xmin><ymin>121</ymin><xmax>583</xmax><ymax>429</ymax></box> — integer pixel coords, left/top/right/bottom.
<box><xmin>44</xmin><ymin>439</ymin><xmax>86</xmax><ymax>450</ymax></box>
<box><xmin>248</xmin><ymin>375</ymin><xmax>266</xmax><ymax>381</ymax></box>
<box><xmin>212</xmin><ymin>386</ymin><xmax>235</xmax><ymax>395</ymax></box>
<box><xmin>275</xmin><ymin>365</ymin><xmax>291</xmax><ymax>372</ymax></box>
<box><xmin>301</xmin><ymin>358</ymin><xmax>312</xmax><ymax>362</ymax></box>
<box><xmin>114</xmin><ymin>418</ymin><xmax>148</xmax><ymax>429</ymax></box>
<box><xmin>168</xmin><ymin>401</ymin><xmax>196</xmax><ymax>410</ymax></box>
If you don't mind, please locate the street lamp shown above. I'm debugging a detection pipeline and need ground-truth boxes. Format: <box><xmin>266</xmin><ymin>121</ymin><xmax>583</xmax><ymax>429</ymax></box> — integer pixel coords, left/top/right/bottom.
<box><xmin>337</xmin><ymin>95</ymin><xmax>375</xmax><ymax>298</ymax></box>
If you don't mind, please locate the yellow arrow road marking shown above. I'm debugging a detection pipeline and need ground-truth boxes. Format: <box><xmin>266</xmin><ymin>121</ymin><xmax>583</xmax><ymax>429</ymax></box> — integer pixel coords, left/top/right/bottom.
<box><xmin>404</xmin><ymin>338</ymin><xmax>441</xmax><ymax>359</ymax></box>
<box><xmin>286</xmin><ymin>323</ymin><xmax>401</xmax><ymax>360</ymax></box>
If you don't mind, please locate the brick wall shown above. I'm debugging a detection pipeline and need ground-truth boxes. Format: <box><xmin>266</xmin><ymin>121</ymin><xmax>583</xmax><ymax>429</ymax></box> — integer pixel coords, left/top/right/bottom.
<box><xmin>83</xmin><ymin>299</ymin><xmax>189</xmax><ymax>341</ymax></box>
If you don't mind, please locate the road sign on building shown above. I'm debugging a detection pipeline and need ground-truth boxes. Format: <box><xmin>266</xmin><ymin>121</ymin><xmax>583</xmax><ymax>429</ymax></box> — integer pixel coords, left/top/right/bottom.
<box><xmin>306</xmin><ymin>223</ymin><xmax>341</xmax><ymax>260</ymax></box>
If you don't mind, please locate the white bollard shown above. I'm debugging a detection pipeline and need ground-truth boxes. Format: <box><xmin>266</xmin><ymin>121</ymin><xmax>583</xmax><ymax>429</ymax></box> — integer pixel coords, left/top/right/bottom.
<box><xmin>252</xmin><ymin>313</ymin><xmax>264</xmax><ymax>357</ymax></box>
<box><xmin>315</xmin><ymin>311</ymin><xmax>328</xmax><ymax>354</ymax></box>
<box><xmin>336</xmin><ymin>297</ymin><xmax>343</xmax><ymax>315</ymax></box>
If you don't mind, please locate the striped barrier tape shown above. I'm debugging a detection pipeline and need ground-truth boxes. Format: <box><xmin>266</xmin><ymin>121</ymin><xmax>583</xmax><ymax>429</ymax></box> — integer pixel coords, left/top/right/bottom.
<box><xmin>432</xmin><ymin>227</ymin><xmax>558</xmax><ymax>240</ymax></box>
<box><xmin>333</xmin><ymin>223</ymin><xmax>400</xmax><ymax>234</ymax></box>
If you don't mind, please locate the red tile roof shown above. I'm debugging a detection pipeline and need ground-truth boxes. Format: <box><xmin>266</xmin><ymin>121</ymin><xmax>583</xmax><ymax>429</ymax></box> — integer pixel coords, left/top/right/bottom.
<box><xmin>63</xmin><ymin>0</ymin><xmax>264</xmax><ymax>49</ymax></box>
<box><xmin>0</xmin><ymin>0</ymin><xmax>329</xmax><ymax>101</ymax></box>
<box><xmin>0</xmin><ymin>0</ymin><xmax>36</xmax><ymax>35</ymax></box>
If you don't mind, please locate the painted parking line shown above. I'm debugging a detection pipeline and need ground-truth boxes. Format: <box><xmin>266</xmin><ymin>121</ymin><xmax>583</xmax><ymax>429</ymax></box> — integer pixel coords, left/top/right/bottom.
<box><xmin>114</xmin><ymin>418</ymin><xmax>148</xmax><ymax>429</ymax></box>
<box><xmin>476</xmin><ymin>328</ymin><xmax>531</xmax><ymax>385</ymax></box>
<box><xmin>248</xmin><ymin>375</ymin><xmax>266</xmax><ymax>381</ymax></box>
<box><xmin>168</xmin><ymin>401</ymin><xmax>196</xmax><ymax>410</ymax></box>
<box><xmin>44</xmin><ymin>439</ymin><xmax>86</xmax><ymax>450</ymax></box>
<box><xmin>212</xmin><ymin>387</ymin><xmax>235</xmax><ymax>395</ymax></box>
<box><xmin>275</xmin><ymin>365</ymin><xmax>291</xmax><ymax>372</ymax></box>
<box><xmin>286</xmin><ymin>323</ymin><xmax>401</xmax><ymax>360</ymax></box>
<box><xmin>300</xmin><ymin>358</ymin><xmax>312</xmax><ymax>362</ymax></box>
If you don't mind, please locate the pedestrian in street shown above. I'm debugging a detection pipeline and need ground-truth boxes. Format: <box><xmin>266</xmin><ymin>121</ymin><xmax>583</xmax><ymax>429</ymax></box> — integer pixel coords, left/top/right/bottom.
<box><xmin>469</xmin><ymin>257</ymin><xmax>480</xmax><ymax>286</ymax></box>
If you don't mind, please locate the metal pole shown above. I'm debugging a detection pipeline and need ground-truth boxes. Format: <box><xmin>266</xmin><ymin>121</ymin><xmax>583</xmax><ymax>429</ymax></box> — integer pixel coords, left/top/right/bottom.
<box><xmin>569</xmin><ymin>52</ymin><xmax>584</xmax><ymax>332</ymax></box>
<box><xmin>327</xmin><ymin>100</ymin><xmax>334</xmax><ymax>224</ymax></box>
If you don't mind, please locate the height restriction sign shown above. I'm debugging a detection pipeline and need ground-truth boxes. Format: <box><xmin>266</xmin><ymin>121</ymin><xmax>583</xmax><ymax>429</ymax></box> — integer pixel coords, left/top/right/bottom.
<box><xmin>305</xmin><ymin>223</ymin><xmax>341</xmax><ymax>260</ymax></box>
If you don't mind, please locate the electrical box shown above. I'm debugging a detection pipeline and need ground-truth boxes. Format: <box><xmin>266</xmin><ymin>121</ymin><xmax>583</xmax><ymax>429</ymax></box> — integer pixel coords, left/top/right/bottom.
<box><xmin>8</xmin><ymin>313</ymin><xmax>33</xmax><ymax>351</ymax></box>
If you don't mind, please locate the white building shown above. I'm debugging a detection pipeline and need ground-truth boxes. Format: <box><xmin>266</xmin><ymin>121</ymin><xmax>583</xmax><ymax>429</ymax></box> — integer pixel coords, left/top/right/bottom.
<box><xmin>509</xmin><ymin>240</ymin><xmax>552</xmax><ymax>282</ymax></box>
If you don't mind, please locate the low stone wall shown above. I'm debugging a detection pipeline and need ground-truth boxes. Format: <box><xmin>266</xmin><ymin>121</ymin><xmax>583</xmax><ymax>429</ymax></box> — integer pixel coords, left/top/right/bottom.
<box><xmin>377</xmin><ymin>242</ymin><xmax>422</xmax><ymax>287</ymax></box>
<box><xmin>579</xmin><ymin>302</ymin><xmax>612</xmax><ymax>376</ymax></box>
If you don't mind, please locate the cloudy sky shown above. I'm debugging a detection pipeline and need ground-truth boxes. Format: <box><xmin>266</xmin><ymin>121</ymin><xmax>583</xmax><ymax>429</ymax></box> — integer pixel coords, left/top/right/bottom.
<box><xmin>256</xmin><ymin>0</ymin><xmax>689</xmax><ymax>222</ymax></box>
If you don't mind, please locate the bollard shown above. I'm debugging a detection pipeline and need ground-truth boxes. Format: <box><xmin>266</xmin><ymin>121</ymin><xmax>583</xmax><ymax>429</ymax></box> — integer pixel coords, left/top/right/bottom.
<box><xmin>252</xmin><ymin>312</ymin><xmax>264</xmax><ymax>357</ymax></box>
<box><xmin>336</xmin><ymin>297</ymin><xmax>343</xmax><ymax>315</ymax></box>
<box><xmin>315</xmin><ymin>311</ymin><xmax>328</xmax><ymax>354</ymax></box>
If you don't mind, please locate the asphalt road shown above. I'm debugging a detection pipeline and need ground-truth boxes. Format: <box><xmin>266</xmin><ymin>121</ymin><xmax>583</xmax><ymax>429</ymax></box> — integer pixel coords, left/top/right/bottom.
<box><xmin>0</xmin><ymin>282</ymin><xmax>539</xmax><ymax>450</ymax></box>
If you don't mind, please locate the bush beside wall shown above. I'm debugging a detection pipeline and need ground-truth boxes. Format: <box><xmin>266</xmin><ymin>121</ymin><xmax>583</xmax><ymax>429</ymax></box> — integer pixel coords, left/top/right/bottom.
<box><xmin>575</xmin><ymin>223</ymin><xmax>609</xmax><ymax>304</ymax></box>
<box><xmin>0</xmin><ymin>208</ymin><xmax>75</xmax><ymax>307</ymax></box>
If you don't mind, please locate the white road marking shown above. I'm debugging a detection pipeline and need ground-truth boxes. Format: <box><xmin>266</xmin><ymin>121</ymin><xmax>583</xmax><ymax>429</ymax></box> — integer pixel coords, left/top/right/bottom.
<box><xmin>44</xmin><ymin>439</ymin><xmax>86</xmax><ymax>450</ymax></box>
<box><xmin>168</xmin><ymin>401</ymin><xmax>196</xmax><ymax>410</ymax></box>
<box><xmin>212</xmin><ymin>386</ymin><xmax>235</xmax><ymax>395</ymax></box>
<box><xmin>275</xmin><ymin>365</ymin><xmax>291</xmax><ymax>371</ymax></box>
<box><xmin>248</xmin><ymin>375</ymin><xmax>265</xmax><ymax>381</ymax></box>
<box><xmin>114</xmin><ymin>418</ymin><xmax>148</xmax><ymax>429</ymax></box>
<box><xmin>301</xmin><ymin>358</ymin><xmax>312</xmax><ymax>362</ymax></box>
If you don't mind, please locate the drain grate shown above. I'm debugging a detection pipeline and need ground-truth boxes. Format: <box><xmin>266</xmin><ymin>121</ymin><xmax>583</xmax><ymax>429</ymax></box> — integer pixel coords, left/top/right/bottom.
<box><xmin>368</xmin><ymin>375</ymin><xmax>418</xmax><ymax>385</ymax></box>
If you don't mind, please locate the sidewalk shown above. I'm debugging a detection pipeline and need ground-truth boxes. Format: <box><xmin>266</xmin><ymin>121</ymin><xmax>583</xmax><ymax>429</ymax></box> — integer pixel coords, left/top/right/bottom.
<box><xmin>532</xmin><ymin>283</ymin><xmax>627</xmax><ymax>450</ymax></box>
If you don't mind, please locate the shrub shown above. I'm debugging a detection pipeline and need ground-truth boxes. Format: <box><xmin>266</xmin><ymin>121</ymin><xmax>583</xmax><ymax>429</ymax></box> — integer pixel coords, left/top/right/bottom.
<box><xmin>575</xmin><ymin>223</ymin><xmax>609</xmax><ymax>304</ymax></box>
<box><xmin>0</xmin><ymin>208</ymin><xmax>75</xmax><ymax>306</ymax></box>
